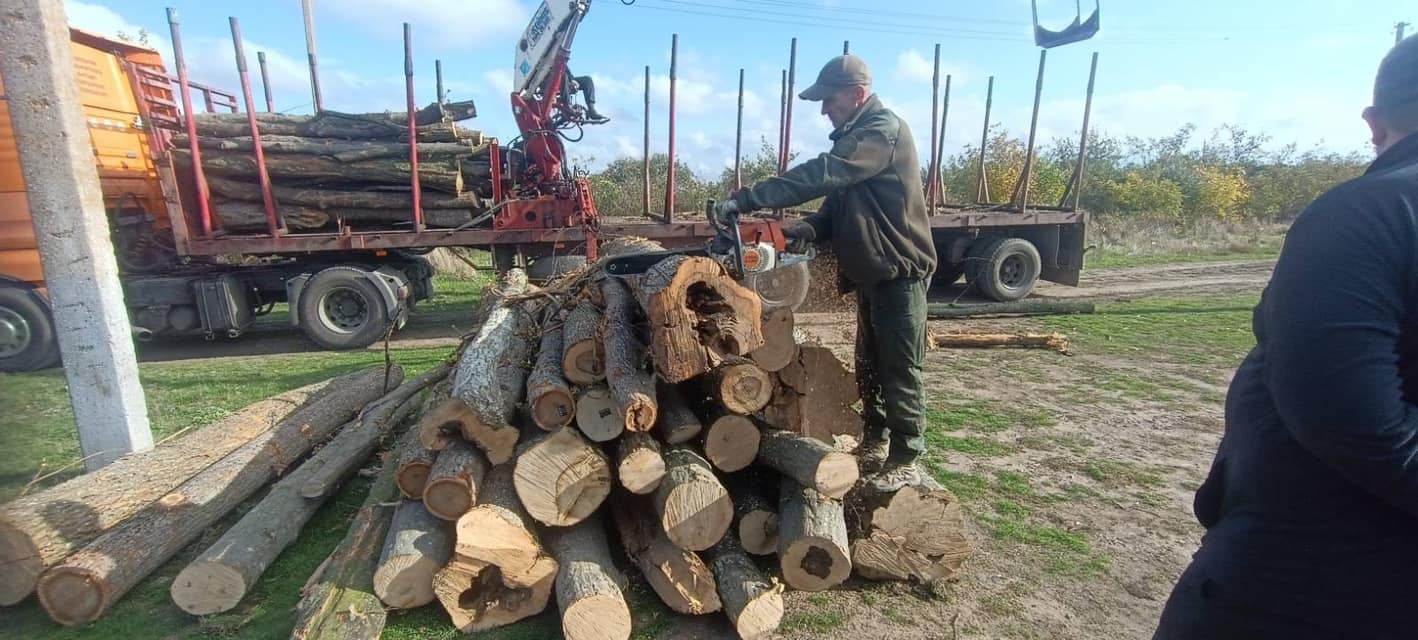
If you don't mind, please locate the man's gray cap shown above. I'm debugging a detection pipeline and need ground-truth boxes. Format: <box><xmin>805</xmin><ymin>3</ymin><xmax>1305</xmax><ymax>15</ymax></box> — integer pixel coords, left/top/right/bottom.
<box><xmin>799</xmin><ymin>55</ymin><xmax>872</xmax><ymax>101</ymax></box>
<box><xmin>1375</xmin><ymin>35</ymin><xmax>1418</xmax><ymax>113</ymax></box>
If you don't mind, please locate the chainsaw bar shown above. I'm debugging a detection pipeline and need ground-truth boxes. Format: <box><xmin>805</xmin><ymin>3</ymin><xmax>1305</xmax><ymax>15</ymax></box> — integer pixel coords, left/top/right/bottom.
<box><xmin>603</xmin><ymin>248</ymin><xmax>710</xmax><ymax>276</ymax></box>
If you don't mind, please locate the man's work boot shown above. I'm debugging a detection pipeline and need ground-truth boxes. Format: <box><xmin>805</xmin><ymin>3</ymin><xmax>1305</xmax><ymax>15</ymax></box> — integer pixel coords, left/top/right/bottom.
<box><xmin>869</xmin><ymin>458</ymin><xmax>923</xmax><ymax>493</ymax></box>
<box><xmin>857</xmin><ymin>437</ymin><xmax>889</xmax><ymax>474</ymax></box>
<box><xmin>583</xmin><ymin>106</ymin><xmax>610</xmax><ymax>125</ymax></box>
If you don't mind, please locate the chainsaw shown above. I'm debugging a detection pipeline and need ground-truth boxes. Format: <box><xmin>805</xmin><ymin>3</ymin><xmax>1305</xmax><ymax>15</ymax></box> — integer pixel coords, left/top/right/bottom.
<box><xmin>604</xmin><ymin>200</ymin><xmax>815</xmax><ymax>309</ymax></box>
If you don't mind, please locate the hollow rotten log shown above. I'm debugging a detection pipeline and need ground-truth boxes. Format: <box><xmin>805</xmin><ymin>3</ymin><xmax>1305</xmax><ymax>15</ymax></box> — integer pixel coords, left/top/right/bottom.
<box><xmin>601</xmin><ymin>277</ymin><xmax>657</xmax><ymax>431</ymax></box>
<box><xmin>36</xmin><ymin>367</ymin><xmax>401</xmax><ymax>626</ymax></box>
<box><xmin>654</xmin><ymin>446</ymin><xmax>733</xmax><ymax>552</ymax></box>
<box><xmin>0</xmin><ymin>377</ymin><xmax>334</xmax><ymax>606</ymax></box>
<box><xmin>635</xmin><ymin>255</ymin><xmax>764</xmax><ymax>383</ymax></box>
<box><xmin>422</xmin><ymin>439</ymin><xmax>490</xmax><ymax>522</ymax></box>
<box><xmin>453</xmin><ymin>464</ymin><xmax>557</xmax><ymax>590</ymax></box>
<box><xmin>706</xmin><ymin>532</ymin><xmax>784</xmax><ymax>640</ymax></box>
<box><xmin>433</xmin><ymin>554</ymin><xmax>554</xmax><ymax>633</ymax></box>
<box><xmin>528</xmin><ymin>324</ymin><xmax>576</xmax><ymax>430</ymax></box>
<box><xmin>373</xmin><ymin>500</ymin><xmax>453</xmax><ymax>609</ymax></box>
<box><xmin>544</xmin><ymin>513</ymin><xmax>632</xmax><ymax>640</ymax></box>
<box><xmin>778</xmin><ymin>480</ymin><xmax>851</xmax><ymax>592</ymax></box>
<box><xmin>610</xmin><ymin>497</ymin><xmax>721</xmax><ymax>615</ymax></box>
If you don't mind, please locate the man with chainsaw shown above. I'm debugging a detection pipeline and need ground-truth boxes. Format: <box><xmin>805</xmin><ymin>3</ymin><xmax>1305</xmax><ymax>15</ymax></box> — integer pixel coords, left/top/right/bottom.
<box><xmin>1153</xmin><ymin>35</ymin><xmax>1418</xmax><ymax>639</ymax></box>
<box><xmin>712</xmin><ymin>55</ymin><xmax>937</xmax><ymax>492</ymax></box>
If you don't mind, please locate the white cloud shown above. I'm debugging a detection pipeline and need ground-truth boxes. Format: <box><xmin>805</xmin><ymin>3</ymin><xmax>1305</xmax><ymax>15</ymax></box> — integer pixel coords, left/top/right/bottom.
<box><xmin>894</xmin><ymin>49</ymin><xmax>969</xmax><ymax>88</ymax></box>
<box><xmin>483</xmin><ymin>69</ymin><xmax>514</xmax><ymax>95</ymax></box>
<box><xmin>327</xmin><ymin>0</ymin><xmax>525</xmax><ymax>49</ymax></box>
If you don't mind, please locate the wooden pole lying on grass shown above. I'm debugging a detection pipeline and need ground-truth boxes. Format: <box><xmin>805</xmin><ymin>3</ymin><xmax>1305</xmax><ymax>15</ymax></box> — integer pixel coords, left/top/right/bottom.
<box><xmin>927</xmin><ymin>332</ymin><xmax>1071</xmax><ymax>354</ymax></box>
<box><xmin>926</xmin><ymin>299</ymin><xmax>1095</xmax><ymax>319</ymax></box>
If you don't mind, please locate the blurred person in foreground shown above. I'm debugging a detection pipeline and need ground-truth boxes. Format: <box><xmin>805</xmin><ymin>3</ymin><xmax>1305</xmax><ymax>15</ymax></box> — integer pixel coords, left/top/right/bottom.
<box><xmin>1154</xmin><ymin>35</ymin><xmax>1418</xmax><ymax>640</ymax></box>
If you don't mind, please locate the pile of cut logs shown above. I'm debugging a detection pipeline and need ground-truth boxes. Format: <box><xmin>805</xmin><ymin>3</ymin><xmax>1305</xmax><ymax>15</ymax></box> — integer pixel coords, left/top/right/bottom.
<box><xmin>0</xmin><ymin>243</ymin><xmax>973</xmax><ymax>637</ymax></box>
<box><xmin>174</xmin><ymin>100</ymin><xmax>491</xmax><ymax>232</ymax></box>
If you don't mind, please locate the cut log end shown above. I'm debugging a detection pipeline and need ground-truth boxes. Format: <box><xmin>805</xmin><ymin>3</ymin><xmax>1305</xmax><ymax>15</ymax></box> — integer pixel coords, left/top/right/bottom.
<box><xmin>703</xmin><ymin>415</ymin><xmax>761</xmax><ymax>473</ymax></box>
<box><xmin>659</xmin><ymin>482</ymin><xmax>733</xmax><ymax>552</ymax></box>
<box><xmin>622</xmin><ymin>396</ymin><xmax>659</xmax><ymax>432</ymax></box>
<box><xmin>816</xmin><ymin>452</ymin><xmax>861</xmax><ymax>500</ymax></box>
<box><xmin>739</xmin><ymin>510</ymin><xmax>780</xmax><ymax>556</ymax></box>
<box><xmin>373</xmin><ymin>555</ymin><xmax>441</xmax><ymax>609</ymax></box>
<box><xmin>531</xmin><ymin>388</ymin><xmax>576</xmax><ymax>431</ymax></box>
<box><xmin>170</xmin><ymin>562</ymin><xmax>245</xmax><ymax>615</ymax></box>
<box><xmin>734</xmin><ymin>594</ymin><xmax>786</xmax><ymax>640</ymax></box>
<box><xmin>574</xmin><ymin>387</ymin><xmax>624</xmax><ymax>443</ymax></box>
<box><xmin>749</xmin><ymin>308</ymin><xmax>797</xmax><ymax>373</ymax></box>
<box><xmin>396</xmin><ymin>463</ymin><xmax>433</xmax><ymax>500</ymax></box>
<box><xmin>36</xmin><ymin>566</ymin><xmax>107</xmax><ymax>626</ymax></box>
<box><xmin>780</xmin><ymin>539</ymin><xmax>852</xmax><ymax>592</ymax></box>
<box><xmin>424</xmin><ymin>479</ymin><xmax>476</xmax><ymax>522</ymax></box>
<box><xmin>710</xmin><ymin>362</ymin><xmax>774</xmax><ymax>415</ymax></box>
<box><xmin>562</xmin><ymin>593</ymin><xmax>632</xmax><ymax>640</ymax></box>
<box><xmin>0</xmin><ymin>523</ymin><xmax>41</xmax><ymax>606</ymax></box>
<box><xmin>514</xmin><ymin>428</ymin><xmax>612</xmax><ymax>527</ymax></box>
<box><xmin>434</xmin><ymin>558</ymin><xmax>554</xmax><ymax>633</ymax></box>
<box><xmin>563</xmin><ymin>340</ymin><xmax>605</xmax><ymax>386</ymax></box>
<box><xmin>617</xmin><ymin>433</ymin><xmax>666</xmax><ymax>495</ymax></box>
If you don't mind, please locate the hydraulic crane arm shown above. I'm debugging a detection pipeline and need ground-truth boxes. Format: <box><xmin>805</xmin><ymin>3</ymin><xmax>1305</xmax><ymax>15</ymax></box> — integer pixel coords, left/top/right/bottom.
<box><xmin>511</xmin><ymin>0</ymin><xmax>604</xmax><ymax>191</ymax></box>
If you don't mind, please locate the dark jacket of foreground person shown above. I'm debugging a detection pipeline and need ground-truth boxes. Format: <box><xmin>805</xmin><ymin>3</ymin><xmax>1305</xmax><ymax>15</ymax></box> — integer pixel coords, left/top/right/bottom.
<box><xmin>1154</xmin><ymin>132</ymin><xmax>1418</xmax><ymax>639</ymax></box>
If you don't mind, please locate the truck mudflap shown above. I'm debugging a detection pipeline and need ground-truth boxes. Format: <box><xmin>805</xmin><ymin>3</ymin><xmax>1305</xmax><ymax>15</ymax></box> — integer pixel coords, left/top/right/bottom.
<box><xmin>286</xmin><ymin>265</ymin><xmax>410</xmax><ymax>328</ymax></box>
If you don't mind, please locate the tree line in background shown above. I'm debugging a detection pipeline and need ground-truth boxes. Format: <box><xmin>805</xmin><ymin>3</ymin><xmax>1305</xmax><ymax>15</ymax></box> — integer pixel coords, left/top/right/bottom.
<box><xmin>584</xmin><ymin>124</ymin><xmax>1369</xmax><ymax>223</ymax></box>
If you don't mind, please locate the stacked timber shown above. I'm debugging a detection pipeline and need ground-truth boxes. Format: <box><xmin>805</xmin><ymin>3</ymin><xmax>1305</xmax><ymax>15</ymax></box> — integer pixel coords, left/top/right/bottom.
<box><xmin>2</xmin><ymin>255</ymin><xmax>976</xmax><ymax>637</ymax></box>
<box><xmin>174</xmin><ymin>101</ymin><xmax>492</xmax><ymax>232</ymax></box>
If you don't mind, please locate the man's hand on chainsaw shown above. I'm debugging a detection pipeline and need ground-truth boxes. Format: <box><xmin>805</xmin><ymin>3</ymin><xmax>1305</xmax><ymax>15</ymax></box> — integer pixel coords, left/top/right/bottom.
<box><xmin>710</xmin><ymin>199</ymin><xmax>741</xmax><ymax>228</ymax></box>
<box><xmin>783</xmin><ymin>221</ymin><xmax>816</xmax><ymax>254</ymax></box>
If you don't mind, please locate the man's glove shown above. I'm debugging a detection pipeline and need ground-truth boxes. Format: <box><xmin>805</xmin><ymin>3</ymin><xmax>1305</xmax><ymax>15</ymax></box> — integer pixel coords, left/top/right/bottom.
<box><xmin>711</xmin><ymin>199</ymin><xmax>741</xmax><ymax>228</ymax></box>
<box><xmin>782</xmin><ymin>221</ymin><xmax>816</xmax><ymax>254</ymax></box>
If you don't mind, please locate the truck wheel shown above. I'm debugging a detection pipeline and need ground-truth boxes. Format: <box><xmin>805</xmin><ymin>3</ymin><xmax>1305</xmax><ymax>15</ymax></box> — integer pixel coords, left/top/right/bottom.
<box><xmin>298</xmin><ymin>268</ymin><xmax>391</xmax><ymax>350</ymax></box>
<box><xmin>967</xmin><ymin>237</ymin><xmax>1042</xmax><ymax>302</ymax></box>
<box><xmin>527</xmin><ymin>255</ymin><xmax>587</xmax><ymax>282</ymax></box>
<box><xmin>933</xmin><ymin>264</ymin><xmax>964</xmax><ymax>286</ymax></box>
<box><xmin>0</xmin><ymin>287</ymin><xmax>60</xmax><ymax>372</ymax></box>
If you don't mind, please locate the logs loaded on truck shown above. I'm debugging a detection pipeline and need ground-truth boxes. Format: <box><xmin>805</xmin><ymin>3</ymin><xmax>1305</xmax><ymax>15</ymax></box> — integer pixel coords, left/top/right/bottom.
<box><xmin>0</xmin><ymin>245</ymin><xmax>974</xmax><ymax>638</ymax></box>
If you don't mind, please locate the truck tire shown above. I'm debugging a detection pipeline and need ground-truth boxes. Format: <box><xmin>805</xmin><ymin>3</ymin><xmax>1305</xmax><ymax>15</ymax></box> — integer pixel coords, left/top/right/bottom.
<box><xmin>967</xmin><ymin>237</ymin><xmax>1042</xmax><ymax>302</ymax></box>
<box><xmin>0</xmin><ymin>286</ymin><xmax>60</xmax><ymax>372</ymax></box>
<box><xmin>526</xmin><ymin>255</ymin><xmax>587</xmax><ymax>282</ymax></box>
<box><xmin>297</xmin><ymin>267</ymin><xmax>391</xmax><ymax>350</ymax></box>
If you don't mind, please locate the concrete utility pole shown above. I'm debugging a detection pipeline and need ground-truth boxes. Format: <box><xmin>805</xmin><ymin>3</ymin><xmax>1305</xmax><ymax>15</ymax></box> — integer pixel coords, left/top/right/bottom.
<box><xmin>0</xmin><ymin>0</ymin><xmax>153</xmax><ymax>471</ymax></box>
<box><xmin>1398</xmin><ymin>22</ymin><xmax>1411</xmax><ymax>45</ymax></box>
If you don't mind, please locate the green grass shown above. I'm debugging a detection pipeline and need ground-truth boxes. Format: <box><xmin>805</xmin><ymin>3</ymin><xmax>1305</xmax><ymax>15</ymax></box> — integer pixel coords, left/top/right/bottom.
<box><xmin>1042</xmin><ymin>294</ymin><xmax>1260</xmax><ymax>368</ymax></box>
<box><xmin>781</xmin><ymin>608</ymin><xmax>848</xmax><ymax>634</ymax></box>
<box><xmin>1084</xmin><ymin>459</ymin><xmax>1166</xmax><ymax>489</ymax></box>
<box><xmin>1086</xmin><ymin>247</ymin><xmax>1278</xmax><ymax>270</ymax></box>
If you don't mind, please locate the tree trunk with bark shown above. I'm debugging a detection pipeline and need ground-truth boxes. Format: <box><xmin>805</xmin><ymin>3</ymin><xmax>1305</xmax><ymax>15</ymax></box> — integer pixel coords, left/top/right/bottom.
<box><xmin>191</xmin><ymin>106</ymin><xmax>481</xmax><ymax>140</ymax></box>
<box><xmin>211</xmin><ymin>200</ymin><xmax>476</xmax><ymax>232</ymax></box>
<box><xmin>450</xmin><ymin>269</ymin><xmax>535</xmax><ymax>464</ymax></box>
<box><xmin>654</xmin><ymin>446</ymin><xmax>733</xmax><ymax>552</ymax></box>
<box><xmin>561</xmin><ymin>302</ymin><xmax>605</xmax><ymax>385</ymax></box>
<box><xmin>544</xmin><ymin>513</ymin><xmax>632</xmax><ymax>640</ymax></box>
<box><xmin>452</xmin><ymin>464</ymin><xmax>557</xmax><ymax>589</ymax></box>
<box><xmin>35</xmin><ymin>367</ymin><xmax>401</xmax><ymax>625</ymax></box>
<box><xmin>432</xmin><ymin>554</ymin><xmax>555</xmax><ymax>633</ymax></box>
<box><xmin>373</xmin><ymin>500</ymin><xmax>453</xmax><ymax>609</ymax></box>
<box><xmin>728</xmin><ymin>474</ymin><xmax>780</xmax><ymax>556</ymax></box>
<box><xmin>206</xmin><ymin>176</ymin><xmax>484</xmax><ymax>211</ymax></box>
<box><xmin>655</xmin><ymin>382</ymin><xmax>703</xmax><ymax>445</ymax></box>
<box><xmin>0</xmin><ymin>378</ymin><xmax>334</xmax><ymax>606</ymax></box>
<box><xmin>610</xmin><ymin>498</ymin><xmax>721</xmax><ymax>615</ymax></box>
<box><xmin>601</xmin><ymin>277</ymin><xmax>657</xmax><ymax>431</ymax></box>
<box><xmin>527</xmin><ymin>325</ymin><xmax>576</xmax><ymax>430</ymax></box>
<box><xmin>635</xmin><ymin>255</ymin><xmax>765</xmax><ymax>383</ymax></box>
<box><xmin>705</xmin><ymin>533</ymin><xmax>784</xmax><ymax>640</ymax></box>
<box><xmin>176</xmin><ymin>149</ymin><xmax>485</xmax><ymax>194</ymax></box>
<box><xmin>174</xmin><ymin>134</ymin><xmax>487</xmax><ymax>162</ymax></box>
<box><xmin>756</xmin><ymin>430</ymin><xmax>859</xmax><ymax>500</ymax></box>
<box><xmin>778</xmin><ymin>480</ymin><xmax>851</xmax><ymax>592</ymax></box>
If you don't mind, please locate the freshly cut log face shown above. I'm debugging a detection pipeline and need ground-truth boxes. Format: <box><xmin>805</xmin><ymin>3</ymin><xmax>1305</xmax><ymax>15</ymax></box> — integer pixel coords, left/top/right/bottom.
<box><xmin>778</xmin><ymin>480</ymin><xmax>851</xmax><ymax>592</ymax></box>
<box><xmin>729</xmin><ymin>475</ymin><xmax>780</xmax><ymax>556</ymax></box>
<box><xmin>396</xmin><ymin>444</ymin><xmax>437</xmax><ymax>499</ymax></box>
<box><xmin>574</xmin><ymin>386</ymin><xmax>623</xmax><ymax>443</ymax></box>
<box><xmin>848</xmin><ymin>483</ymin><xmax>974</xmax><ymax>583</ymax></box>
<box><xmin>702</xmin><ymin>413</ymin><xmax>761</xmax><ymax>473</ymax></box>
<box><xmin>765</xmin><ymin>345</ymin><xmax>863</xmax><ymax>443</ymax></box>
<box><xmin>636</xmin><ymin>255</ymin><xmax>765</xmax><ymax>383</ymax></box>
<box><xmin>616</xmin><ymin>432</ymin><xmax>666</xmax><ymax>495</ymax></box>
<box><xmin>373</xmin><ymin>500</ymin><xmax>453</xmax><ymax>609</ymax></box>
<box><xmin>749</xmin><ymin>308</ymin><xmax>797</xmax><ymax>372</ymax></box>
<box><xmin>513</xmin><ymin>427</ymin><xmax>612</xmax><ymax>527</ymax></box>
<box><xmin>756</xmin><ymin>430</ymin><xmax>859</xmax><ymax>499</ymax></box>
<box><xmin>422</xmin><ymin>440</ymin><xmax>490</xmax><ymax>521</ymax></box>
<box><xmin>654</xmin><ymin>446</ymin><xmax>733</xmax><ymax>551</ymax></box>
<box><xmin>562</xmin><ymin>303</ymin><xmax>606</xmax><ymax>385</ymax></box>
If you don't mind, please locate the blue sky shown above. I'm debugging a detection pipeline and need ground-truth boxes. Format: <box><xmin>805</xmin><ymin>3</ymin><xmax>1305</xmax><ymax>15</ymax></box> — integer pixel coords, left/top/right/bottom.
<box><xmin>65</xmin><ymin>0</ymin><xmax>1411</xmax><ymax>175</ymax></box>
